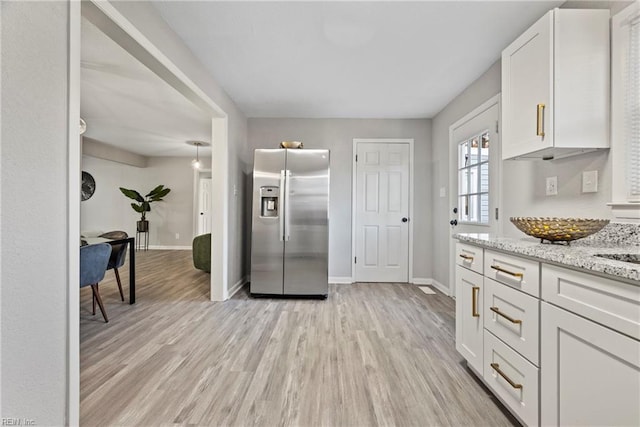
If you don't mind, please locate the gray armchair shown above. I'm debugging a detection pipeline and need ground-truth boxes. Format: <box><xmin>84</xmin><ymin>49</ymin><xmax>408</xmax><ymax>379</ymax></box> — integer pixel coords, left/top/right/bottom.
<box><xmin>99</xmin><ymin>231</ymin><xmax>128</xmax><ymax>301</ymax></box>
<box><xmin>80</xmin><ymin>243</ymin><xmax>111</xmax><ymax>323</ymax></box>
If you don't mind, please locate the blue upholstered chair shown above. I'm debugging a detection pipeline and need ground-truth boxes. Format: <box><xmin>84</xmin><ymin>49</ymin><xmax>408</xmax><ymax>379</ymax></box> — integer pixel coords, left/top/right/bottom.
<box><xmin>99</xmin><ymin>231</ymin><xmax>128</xmax><ymax>301</ymax></box>
<box><xmin>80</xmin><ymin>243</ymin><xmax>112</xmax><ymax>323</ymax></box>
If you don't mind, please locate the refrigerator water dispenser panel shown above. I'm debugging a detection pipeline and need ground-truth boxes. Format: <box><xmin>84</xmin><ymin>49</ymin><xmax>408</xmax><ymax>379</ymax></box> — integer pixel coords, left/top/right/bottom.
<box><xmin>260</xmin><ymin>186</ymin><xmax>279</xmax><ymax>218</ymax></box>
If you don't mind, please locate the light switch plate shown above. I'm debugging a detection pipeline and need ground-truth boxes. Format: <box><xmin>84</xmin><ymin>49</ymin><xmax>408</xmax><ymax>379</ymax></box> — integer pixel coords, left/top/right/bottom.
<box><xmin>546</xmin><ymin>176</ymin><xmax>558</xmax><ymax>196</ymax></box>
<box><xmin>439</xmin><ymin>187</ymin><xmax>446</xmax><ymax>198</ymax></box>
<box><xmin>582</xmin><ymin>170</ymin><xmax>598</xmax><ymax>193</ymax></box>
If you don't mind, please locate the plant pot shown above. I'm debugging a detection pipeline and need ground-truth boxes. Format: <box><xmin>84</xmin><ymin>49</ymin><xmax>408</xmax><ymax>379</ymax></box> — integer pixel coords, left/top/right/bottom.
<box><xmin>137</xmin><ymin>220</ymin><xmax>149</xmax><ymax>232</ymax></box>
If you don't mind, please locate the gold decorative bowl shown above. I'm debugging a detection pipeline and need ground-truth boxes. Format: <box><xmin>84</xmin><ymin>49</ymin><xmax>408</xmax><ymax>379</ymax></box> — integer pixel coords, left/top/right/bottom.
<box><xmin>280</xmin><ymin>141</ymin><xmax>303</xmax><ymax>149</ymax></box>
<box><xmin>510</xmin><ymin>217</ymin><xmax>610</xmax><ymax>244</ymax></box>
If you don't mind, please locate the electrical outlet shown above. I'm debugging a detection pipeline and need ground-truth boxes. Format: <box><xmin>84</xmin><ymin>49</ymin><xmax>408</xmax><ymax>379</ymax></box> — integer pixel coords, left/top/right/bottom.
<box><xmin>546</xmin><ymin>176</ymin><xmax>558</xmax><ymax>196</ymax></box>
<box><xmin>582</xmin><ymin>170</ymin><xmax>598</xmax><ymax>193</ymax></box>
<box><xmin>175</xmin><ymin>233</ymin><xmax>180</xmax><ymax>240</ymax></box>
<box><xmin>440</xmin><ymin>187</ymin><xmax>446</xmax><ymax>198</ymax></box>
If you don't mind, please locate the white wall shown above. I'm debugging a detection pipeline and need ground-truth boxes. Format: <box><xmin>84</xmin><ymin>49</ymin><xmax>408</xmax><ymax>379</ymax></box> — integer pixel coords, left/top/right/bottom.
<box><xmin>1</xmin><ymin>2</ymin><xmax>69</xmax><ymax>423</ymax></box>
<box><xmin>81</xmin><ymin>155</ymin><xmax>209</xmax><ymax>247</ymax></box>
<box><xmin>247</xmin><ymin>118</ymin><xmax>433</xmax><ymax>281</ymax></box>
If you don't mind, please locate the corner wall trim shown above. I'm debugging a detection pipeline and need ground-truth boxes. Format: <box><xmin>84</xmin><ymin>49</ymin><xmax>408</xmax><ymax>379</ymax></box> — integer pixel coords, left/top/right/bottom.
<box><xmin>329</xmin><ymin>277</ymin><xmax>353</xmax><ymax>284</ymax></box>
<box><xmin>229</xmin><ymin>276</ymin><xmax>248</xmax><ymax>297</ymax></box>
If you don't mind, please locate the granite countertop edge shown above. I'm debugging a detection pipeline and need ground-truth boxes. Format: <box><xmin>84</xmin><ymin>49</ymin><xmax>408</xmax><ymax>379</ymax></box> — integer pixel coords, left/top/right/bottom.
<box><xmin>454</xmin><ymin>233</ymin><xmax>640</xmax><ymax>283</ymax></box>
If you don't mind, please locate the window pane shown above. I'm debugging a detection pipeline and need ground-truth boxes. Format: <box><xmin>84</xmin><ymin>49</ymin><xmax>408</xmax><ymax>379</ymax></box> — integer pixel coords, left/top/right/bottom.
<box><xmin>459</xmin><ymin>196</ymin><xmax>469</xmax><ymax>222</ymax></box>
<box><xmin>469</xmin><ymin>165</ymin><xmax>479</xmax><ymax>194</ymax></box>
<box><xmin>469</xmin><ymin>137</ymin><xmax>480</xmax><ymax>164</ymax></box>
<box><xmin>459</xmin><ymin>141</ymin><xmax>469</xmax><ymax>168</ymax></box>
<box><xmin>468</xmin><ymin>194</ymin><xmax>479</xmax><ymax>222</ymax></box>
<box><xmin>459</xmin><ymin>168</ymin><xmax>469</xmax><ymax>195</ymax></box>
<box><xmin>480</xmin><ymin>163</ymin><xmax>489</xmax><ymax>192</ymax></box>
<box><xmin>480</xmin><ymin>132</ymin><xmax>490</xmax><ymax>162</ymax></box>
<box><xmin>480</xmin><ymin>193</ymin><xmax>489</xmax><ymax>224</ymax></box>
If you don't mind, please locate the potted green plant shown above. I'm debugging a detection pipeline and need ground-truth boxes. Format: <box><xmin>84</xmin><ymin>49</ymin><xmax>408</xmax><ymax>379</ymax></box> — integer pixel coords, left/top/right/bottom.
<box><xmin>119</xmin><ymin>185</ymin><xmax>171</xmax><ymax>232</ymax></box>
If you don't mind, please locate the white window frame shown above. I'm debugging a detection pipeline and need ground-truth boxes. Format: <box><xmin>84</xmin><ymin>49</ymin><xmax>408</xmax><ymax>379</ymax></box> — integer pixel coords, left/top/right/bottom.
<box><xmin>609</xmin><ymin>1</ymin><xmax>640</xmax><ymax>219</ymax></box>
<box><xmin>457</xmin><ymin>131</ymin><xmax>491</xmax><ymax>225</ymax></box>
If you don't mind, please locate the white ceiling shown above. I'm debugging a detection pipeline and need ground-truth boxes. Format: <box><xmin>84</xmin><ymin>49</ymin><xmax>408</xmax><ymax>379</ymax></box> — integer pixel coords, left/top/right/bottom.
<box><xmin>81</xmin><ymin>17</ymin><xmax>212</xmax><ymax>157</ymax></box>
<box><xmin>153</xmin><ymin>0</ymin><xmax>564</xmax><ymax>119</ymax></box>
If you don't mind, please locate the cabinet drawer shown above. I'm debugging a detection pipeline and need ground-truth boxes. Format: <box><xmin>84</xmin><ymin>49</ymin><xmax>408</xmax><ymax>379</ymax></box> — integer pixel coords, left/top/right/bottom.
<box><xmin>484</xmin><ymin>250</ymin><xmax>540</xmax><ymax>297</ymax></box>
<box><xmin>484</xmin><ymin>278</ymin><xmax>540</xmax><ymax>365</ymax></box>
<box><xmin>542</xmin><ymin>264</ymin><xmax>640</xmax><ymax>340</ymax></box>
<box><xmin>484</xmin><ymin>330</ymin><xmax>539</xmax><ymax>427</ymax></box>
<box><xmin>456</xmin><ymin>243</ymin><xmax>484</xmax><ymax>274</ymax></box>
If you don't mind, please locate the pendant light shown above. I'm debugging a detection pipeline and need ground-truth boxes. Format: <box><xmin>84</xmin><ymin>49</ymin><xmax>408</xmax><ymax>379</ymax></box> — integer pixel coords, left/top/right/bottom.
<box><xmin>186</xmin><ymin>141</ymin><xmax>210</xmax><ymax>169</ymax></box>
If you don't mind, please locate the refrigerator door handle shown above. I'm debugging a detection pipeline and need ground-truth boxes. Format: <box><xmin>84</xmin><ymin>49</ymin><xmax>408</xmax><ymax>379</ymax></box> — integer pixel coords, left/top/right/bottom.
<box><xmin>279</xmin><ymin>170</ymin><xmax>286</xmax><ymax>241</ymax></box>
<box><xmin>285</xmin><ymin>169</ymin><xmax>291</xmax><ymax>241</ymax></box>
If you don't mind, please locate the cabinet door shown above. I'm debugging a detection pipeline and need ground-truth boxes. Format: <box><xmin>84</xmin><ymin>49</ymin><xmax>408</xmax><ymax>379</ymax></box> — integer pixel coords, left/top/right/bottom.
<box><xmin>455</xmin><ymin>266</ymin><xmax>483</xmax><ymax>374</ymax></box>
<box><xmin>541</xmin><ymin>302</ymin><xmax>640</xmax><ymax>426</ymax></box>
<box><xmin>502</xmin><ymin>10</ymin><xmax>553</xmax><ymax>159</ymax></box>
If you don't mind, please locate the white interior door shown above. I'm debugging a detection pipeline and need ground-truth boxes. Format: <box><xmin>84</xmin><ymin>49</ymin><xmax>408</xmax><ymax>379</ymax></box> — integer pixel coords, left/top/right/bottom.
<box><xmin>198</xmin><ymin>177</ymin><xmax>212</xmax><ymax>235</ymax></box>
<box><xmin>448</xmin><ymin>95</ymin><xmax>501</xmax><ymax>296</ymax></box>
<box><xmin>355</xmin><ymin>142</ymin><xmax>410</xmax><ymax>283</ymax></box>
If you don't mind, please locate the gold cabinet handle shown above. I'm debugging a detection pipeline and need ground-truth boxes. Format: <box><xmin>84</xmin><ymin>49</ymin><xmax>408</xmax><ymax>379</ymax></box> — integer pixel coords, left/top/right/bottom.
<box><xmin>459</xmin><ymin>254</ymin><xmax>474</xmax><ymax>261</ymax></box>
<box><xmin>490</xmin><ymin>363</ymin><xmax>523</xmax><ymax>389</ymax></box>
<box><xmin>491</xmin><ymin>265</ymin><xmax>524</xmax><ymax>278</ymax></box>
<box><xmin>536</xmin><ymin>103</ymin><xmax>545</xmax><ymax>137</ymax></box>
<box><xmin>490</xmin><ymin>306</ymin><xmax>522</xmax><ymax>324</ymax></box>
<box><xmin>472</xmin><ymin>286</ymin><xmax>480</xmax><ymax>317</ymax></box>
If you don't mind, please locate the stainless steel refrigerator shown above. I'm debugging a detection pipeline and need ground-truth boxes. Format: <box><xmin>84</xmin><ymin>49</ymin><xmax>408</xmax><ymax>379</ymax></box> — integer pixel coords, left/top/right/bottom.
<box><xmin>250</xmin><ymin>149</ymin><xmax>329</xmax><ymax>298</ymax></box>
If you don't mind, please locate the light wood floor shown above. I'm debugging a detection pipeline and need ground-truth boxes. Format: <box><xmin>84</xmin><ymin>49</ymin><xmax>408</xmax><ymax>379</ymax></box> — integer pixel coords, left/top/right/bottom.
<box><xmin>80</xmin><ymin>250</ymin><xmax>518</xmax><ymax>426</ymax></box>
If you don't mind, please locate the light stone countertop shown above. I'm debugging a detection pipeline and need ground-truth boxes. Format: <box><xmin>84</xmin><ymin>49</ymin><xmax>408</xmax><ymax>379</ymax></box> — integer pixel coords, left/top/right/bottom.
<box><xmin>454</xmin><ymin>233</ymin><xmax>640</xmax><ymax>284</ymax></box>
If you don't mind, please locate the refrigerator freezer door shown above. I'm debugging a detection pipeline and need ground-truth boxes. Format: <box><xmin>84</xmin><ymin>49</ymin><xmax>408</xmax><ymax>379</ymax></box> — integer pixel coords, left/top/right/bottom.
<box><xmin>251</xmin><ymin>149</ymin><xmax>286</xmax><ymax>295</ymax></box>
<box><xmin>283</xmin><ymin>149</ymin><xmax>329</xmax><ymax>296</ymax></box>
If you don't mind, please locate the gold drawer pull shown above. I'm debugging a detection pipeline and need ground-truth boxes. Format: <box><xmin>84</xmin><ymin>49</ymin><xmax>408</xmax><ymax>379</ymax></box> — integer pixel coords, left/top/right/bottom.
<box><xmin>490</xmin><ymin>363</ymin><xmax>523</xmax><ymax>390</ymax></box>
<box><xmin>472</xmin><ymin>286</ymin><xmax>480</xmax><ymax>317</ymax></box>
<box><xmin>536</xmin><ymin>103</ymin><xmax>545</xmax><ymax>137</ymax></box>
<box><xmin>490</xmin><ymin>306</ymin><xmax>522</xmax><ymax>324</ymax></box>
<box><xmin>459</xmin><ymin>254</ymin><xmax>474</xmax><ymax>261</ymax></box>
<box><xmin>491</xmin><ymin>265</ymin><xmax>524</xmax><ymax>278</ymax></box>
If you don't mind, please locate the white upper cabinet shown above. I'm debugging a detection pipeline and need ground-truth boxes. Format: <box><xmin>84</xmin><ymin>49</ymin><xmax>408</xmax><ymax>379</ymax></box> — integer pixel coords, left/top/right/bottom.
<box><xmin>501</xmin><ymin>9</ymin><xmax>610</xmax><ymax>160</ymax></box>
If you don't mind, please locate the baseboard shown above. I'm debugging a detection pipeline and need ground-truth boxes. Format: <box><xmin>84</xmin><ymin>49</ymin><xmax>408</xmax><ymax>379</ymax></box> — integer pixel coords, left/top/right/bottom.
<box><xmin>147</xmin><ymin>245</ymin><xmax>191</xmax><ymax>250</ymax></box>
<box><xmin>229</xmin><ymin>276</ymin><xmax>248</xmax><ymax>297</ymax></box>
<box><xmin>411</xmin><ymin>277</ymin><xmax>431</xmax><ymax>285</ymax></box>
<box><xmin>329</xmin><ymin>276</ymin><xmax>353</xmax><ymax>284</ymax></box>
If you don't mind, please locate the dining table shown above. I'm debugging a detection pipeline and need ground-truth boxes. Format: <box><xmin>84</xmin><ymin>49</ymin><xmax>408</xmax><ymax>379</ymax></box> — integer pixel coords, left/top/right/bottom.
<box><xmin>82</xmin><ymin>236</ymin><xmax>136</xmax><ymax>304</ymax></box>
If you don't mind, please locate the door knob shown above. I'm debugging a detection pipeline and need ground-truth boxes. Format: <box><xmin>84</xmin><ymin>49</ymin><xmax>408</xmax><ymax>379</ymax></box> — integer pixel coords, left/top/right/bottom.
<box><xmin>453</xmin><ymin>207</ymin><xmax>458</xmax><ymax>214</ymax></box>
<box><xmin>200</xmin><ymin>212</ymin><xmax>204</xmax><ymax>215</ymax></box>
<box><xmin>450</xmin><ymin>219</ymin><xmax>458</xmax><ymax>226</ymax></box>
<box><xmin>402</xmin><ymin>217</ymin><xmax>408</xmax><ymax>223</ymax></box>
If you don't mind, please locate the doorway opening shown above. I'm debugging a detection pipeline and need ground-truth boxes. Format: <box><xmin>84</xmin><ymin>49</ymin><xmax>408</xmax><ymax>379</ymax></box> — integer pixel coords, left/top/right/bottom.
<box><xmin>69</xmin><ymin>1</ymin><xmax>230</xmax><ymax>424</ymax></box>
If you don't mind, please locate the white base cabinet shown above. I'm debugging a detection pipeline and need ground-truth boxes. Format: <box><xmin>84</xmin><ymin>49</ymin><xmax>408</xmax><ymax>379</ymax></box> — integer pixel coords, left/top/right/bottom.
<box><xmin>455</xmin><ymin>265</ymin><xmax>484</xmax><ymax>374</ymax></box>
<box><xmin>541</xmin><ymin>302</ymin><xmax>640</xmax><ymax>427</ymax></box>
<box><xmin>455</xmin><ymin>241</ymin><xmax>640</xmax><ymax>426</ymax></box>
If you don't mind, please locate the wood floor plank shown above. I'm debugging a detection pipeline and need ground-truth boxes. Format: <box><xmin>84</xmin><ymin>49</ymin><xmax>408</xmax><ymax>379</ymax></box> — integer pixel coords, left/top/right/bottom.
<box><xmin>80</xmin><ymin>250</ymin><xmax>518</xmax><ymax>426</ymax></box>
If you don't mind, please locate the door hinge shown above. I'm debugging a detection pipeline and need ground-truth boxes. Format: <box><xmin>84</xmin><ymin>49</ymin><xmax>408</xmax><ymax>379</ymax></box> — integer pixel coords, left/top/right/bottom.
<box><xmin>355</xmin><ymin>155</ymin><xmax>358</xmax><ymax>162</ymax></box>
<box><xmin>495</xmin><ymin>208</ymin><xmax>499</xmax><ymax>220</ymax></box>
<box><xmin>354</xmin><ymin>257</ymin><xmax>357</xmax><ymax>264</ymax></box>
<box><xmin>495</xmin><ymin>120</ymin><xmax>499</xmax><ymax>133</ymax></box>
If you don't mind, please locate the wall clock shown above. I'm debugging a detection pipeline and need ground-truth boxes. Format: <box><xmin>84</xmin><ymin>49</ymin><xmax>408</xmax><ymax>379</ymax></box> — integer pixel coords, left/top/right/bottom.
<box><xmin>81</xmin><ymin>171</ymin><xmax>96</xmax><ymax>201</ymax></box>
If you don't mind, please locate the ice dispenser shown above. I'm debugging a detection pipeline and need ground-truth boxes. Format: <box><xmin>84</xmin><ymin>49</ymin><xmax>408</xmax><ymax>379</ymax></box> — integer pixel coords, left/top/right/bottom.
<box><xmin>260</xmin><ymin>186</ymin><xmax>279</xmax><ymax>218</ymax></box>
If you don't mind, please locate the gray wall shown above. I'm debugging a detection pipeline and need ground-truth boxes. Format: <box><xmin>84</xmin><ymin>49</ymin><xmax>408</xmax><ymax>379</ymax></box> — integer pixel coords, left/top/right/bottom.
<box><xmin>1</xmin><ymin>2</ymin><xmax>69</xmax><ymax>423</ymax></box>
<box><xmin>81</xmin><ymin>155</ymin><xmax>209</xmax><ymax>247</ymax></box>
<box><xmin>247</xmin><ymin>118</ymin><xmax>432</xmax><ymax>280</ymax></box>
<box><xmin>431</xmin><ymin>60</ymin><xmax>614</xmax><ymax>291</ymax></box>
